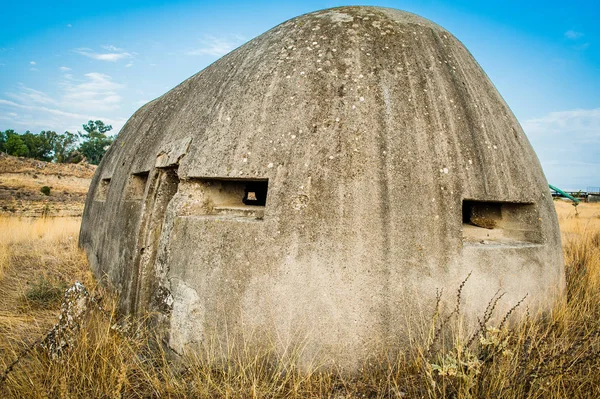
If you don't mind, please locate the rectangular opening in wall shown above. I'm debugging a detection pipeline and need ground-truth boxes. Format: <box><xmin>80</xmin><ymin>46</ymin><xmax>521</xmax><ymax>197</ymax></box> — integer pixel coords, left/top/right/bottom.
<box><xmin>125</xmin><ymin>171</ymin><xmax>150</xmax><ymax>200</ymax></box>
<box><xmin>462</xmin><ymin>199</ymin><xmax>542</xmax><ymax>246</ymax></box>
<box><xmin>178</xmin><ymin>178</ymin><xmax>268</xmax><ymax>220</ymax></box>
<box><xmin>96</xmin><ymin>178</ymin><xmax>111</xmax><ymax>201</ymax></box>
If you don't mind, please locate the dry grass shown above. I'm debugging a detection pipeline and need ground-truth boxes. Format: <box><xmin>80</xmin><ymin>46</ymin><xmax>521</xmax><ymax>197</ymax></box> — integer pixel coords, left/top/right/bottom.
<box><xmin>0</xmin><ymin>153</ymin><xmax>96</xmax><ymax>179</ymax></box>
<box><xmin>0</xmin><ymin>216</ymin><xmax>92</xmax><ymax>375</ymax></box>
<box><xmin>0</xmin><ymin>154</ymin><xmax>93</xmax><ymax>218</ymax></box>
<box><xmin>0</xmin><ymin>172</ymin><xmax>92</xmax><ymax>194</ymax></box>
<box><xmin>0</xmin><ymin>202</ymin><xmax>599</xmax><ymax>398</ymax></box>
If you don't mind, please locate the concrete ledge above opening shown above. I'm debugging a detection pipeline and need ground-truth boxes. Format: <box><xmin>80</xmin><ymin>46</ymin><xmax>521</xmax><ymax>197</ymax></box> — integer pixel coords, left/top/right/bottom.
<box><xmin>213</xmin><ymin>205</ymin><xmax>265</xmax><ymax>219</ymax></box>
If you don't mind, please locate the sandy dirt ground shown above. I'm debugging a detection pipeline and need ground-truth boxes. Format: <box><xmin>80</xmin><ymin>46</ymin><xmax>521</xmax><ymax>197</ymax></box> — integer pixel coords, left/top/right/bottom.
<box><xmin>0</xmin><ymin>154</ymin><xmax>95</xmax><ymax>217</ymax></box>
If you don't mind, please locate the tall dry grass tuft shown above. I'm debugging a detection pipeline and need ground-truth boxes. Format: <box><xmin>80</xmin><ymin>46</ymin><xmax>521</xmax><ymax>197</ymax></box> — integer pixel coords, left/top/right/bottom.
<box><xmin>0</xmin><ymin>216</ymin><xmax>85</xmax><ymax>283</ymax></box>
<box><xmin>1</xmin><ymin>295</ymin><xmax>424</xmax><ymax>398</ymax></box>
<box><xmin>1</xmin><ymin>203</ymin><xmax>600</xmax><ymax>398</ymax></box>
<box><xmin>418</xmin><ymin>202</ymin><xmax>600</xmax><ymax>398</ymax></box>
<box><xmin>556</xmin><ymin>201</ymin><xmax>600</xmax><ymax>300</ymax></box>
<box><xmin>0</xmin><ymin>216</ymin><xmax>92</xmax><ymax>384</ymax></box>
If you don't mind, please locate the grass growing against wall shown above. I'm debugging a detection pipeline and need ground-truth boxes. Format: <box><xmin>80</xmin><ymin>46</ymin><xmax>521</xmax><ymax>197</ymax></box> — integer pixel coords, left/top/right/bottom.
<box><xmin>0</xmin><ymin>203</ymin><xmax>599</xmax><ymax>398</ymax></box>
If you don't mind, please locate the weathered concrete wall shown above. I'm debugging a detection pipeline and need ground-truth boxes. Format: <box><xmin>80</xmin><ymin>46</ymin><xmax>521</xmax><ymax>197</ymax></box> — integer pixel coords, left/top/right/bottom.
<box><xmin>80</xmin><ymin>6</ymin><xmax>564</xmax><ymax>370</ymax></box>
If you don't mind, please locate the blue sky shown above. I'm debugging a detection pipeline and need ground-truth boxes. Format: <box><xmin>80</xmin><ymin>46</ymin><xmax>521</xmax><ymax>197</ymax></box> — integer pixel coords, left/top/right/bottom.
<box><xmin>1</xmin><ymin>0</ymin><xmax>598</xmax><ymax>190</ymax></box>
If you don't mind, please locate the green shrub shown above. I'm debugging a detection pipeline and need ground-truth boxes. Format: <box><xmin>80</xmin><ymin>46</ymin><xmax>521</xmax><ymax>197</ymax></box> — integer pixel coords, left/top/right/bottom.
<box><xmin>23</xmin><ymin>276</ymin><xmax>67</xmax><ymax>308</ymax></box>
<box><xmin>40</xmin><ymin>186</ymin><xmax>51</xmax><ymax>196</ymax></box>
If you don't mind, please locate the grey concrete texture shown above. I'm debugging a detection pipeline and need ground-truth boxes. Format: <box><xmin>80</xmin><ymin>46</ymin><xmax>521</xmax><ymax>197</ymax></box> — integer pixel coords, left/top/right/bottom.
<box><xmin>79</xmin><ymin>6</ymin><xmax>564</xmax><ymax>370</ymax></box>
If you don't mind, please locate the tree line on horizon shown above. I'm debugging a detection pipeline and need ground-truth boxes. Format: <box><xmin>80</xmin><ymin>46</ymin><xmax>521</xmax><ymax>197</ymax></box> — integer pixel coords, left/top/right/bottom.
<box><xmin>0</xmin><ymin>120</ymin><xmax>114</xmax><ymax>165</ymax></box>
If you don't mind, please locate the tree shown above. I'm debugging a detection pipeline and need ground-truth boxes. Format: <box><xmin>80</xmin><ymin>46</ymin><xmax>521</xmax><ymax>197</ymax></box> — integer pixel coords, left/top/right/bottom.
<box><xmin>4</xmin><ymin>133</ymin><xmax>29</xmax><ymax>157</ymax></box>
<box><xmin>78</xmin><ymin>120</ymin><xmax>114</xmax><ymax>165</ymax></box>
<box><xmin>1</xmin><ymin>129</ymin><xmax>18</xmax><ymax>154</ymax></box>
<box><xmin>83</xmin><ymin>120</ymin><xmax>112</xmax><ymax>135</ymax></box>
<box><xmin>0</xmin><ymin>130</ymin><xmax>7</xmax><ymax>153</ymax></box>
<box><xmin>53</xmin><ymin>131</ymin><xmax>79</xmax><ymax>163</ymax></box>
<box><xmin>40</xmin><ymin>130</ymin><xmax>59</xmax><ymax>160</ymax></box>
<box><xmin>21</xmin><ymin>130</ymin><xmax>55</xmax><ymax>161</ymax></box>
<box><xmin>1</xmin><ymin>121</ymin><xmax>115</xmax><ymax>164</ymax></box>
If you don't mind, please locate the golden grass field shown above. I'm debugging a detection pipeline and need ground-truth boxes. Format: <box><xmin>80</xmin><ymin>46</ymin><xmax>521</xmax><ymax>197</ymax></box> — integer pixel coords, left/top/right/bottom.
<box><xmin>0</xmin><ymin>201</ymin><xmax>599</xmax><ymax>398</ymax></box>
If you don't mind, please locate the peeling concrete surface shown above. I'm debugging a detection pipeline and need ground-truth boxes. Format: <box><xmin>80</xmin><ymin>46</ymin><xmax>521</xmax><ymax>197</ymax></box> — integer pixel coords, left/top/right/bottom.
<box><xmin>80</xmin><ymin>6</ymin><xmax>564</xmax><ymax>371</ymax></box>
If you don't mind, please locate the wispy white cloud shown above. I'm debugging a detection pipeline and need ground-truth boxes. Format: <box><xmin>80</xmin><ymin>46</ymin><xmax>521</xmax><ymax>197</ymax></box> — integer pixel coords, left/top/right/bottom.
<box><xmin>59</xmin><ymin>66</ymin><xmax>71</xmax><ymax>71</ymax></box>
<box><xmin>0</xmin><ymin>99</ymin><xmax>126</xmax><ymax>133</ymax></box>
<box><xmin>74</xmin><ymin>46</ymin><xmax>132</xmax><ymax>62</ymax></box>
<box><xmin>29</xmin><ymin>61</ymin><xmax>36</xmax><ymax>65</ymax></box>
<box><xmin>0</xmin><ymin>72</ymin><xmax>127</xmax><ymax>133</ymax></box>
<box><xmin>185</xmin><ymin>35</ymin><xmax>245</xmax><ymax>57</ymax></box>
<box><xmin>564</xmin><ymin>30</ymin><xmax>584</xmax><ymax>40</ymax></box>
<box><xmin>60</xmin><ymin>72</ymin><xmax>124</xmax><ymax>113</ymax></box>
<box><xmin>101</xmin><ymin>45</ymin><xmax>123</xmax><ymax>52</ymax></box>
<box><xmin>125</xmin><ymin>63</ymin><xmax>133</xmax><ymax>68</ymax></box>
<box><xmin>523</xmin><ymin>108</ymin><xmax>600</xmax><ymax>189</ymax></box>
<box><xmin>524</xmin><ymin>108</ymin><xmax>600</xmax><ymax>138</ymax></box>
<box><xmin>0</xmin><ymin>99</ymin><xmax>94</xmax><ymax>119</ymax></box>
<box><xmin>6</xmin><ymin>84</ymin><xmax>55</xmax><ymax>105</ymax></box>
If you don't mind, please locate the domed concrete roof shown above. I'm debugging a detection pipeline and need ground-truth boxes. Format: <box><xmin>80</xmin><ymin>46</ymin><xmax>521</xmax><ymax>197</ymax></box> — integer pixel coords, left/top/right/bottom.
<box><xmin>80</xmin><ymin>6</ymin><xmax>563</xmax><ymax>370</ymax></box>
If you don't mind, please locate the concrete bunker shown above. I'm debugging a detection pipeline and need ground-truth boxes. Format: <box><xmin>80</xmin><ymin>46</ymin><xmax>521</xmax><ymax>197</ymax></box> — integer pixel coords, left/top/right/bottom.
<box><xmin>80</xmin><ymin>6</ymin><xmax>564</xmax><ymax>371</ymax></box>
